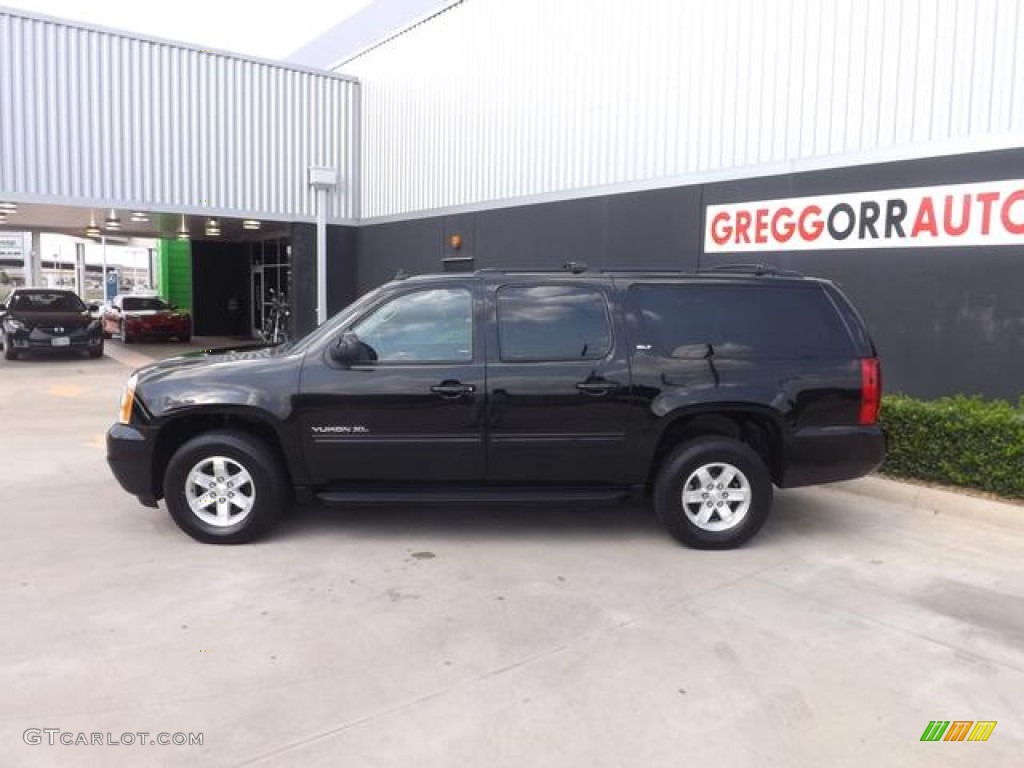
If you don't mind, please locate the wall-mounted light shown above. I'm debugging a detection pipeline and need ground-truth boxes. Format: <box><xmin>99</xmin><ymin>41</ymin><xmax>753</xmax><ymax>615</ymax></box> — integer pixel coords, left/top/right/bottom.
<box><xmin>204</xmin><ymin>218</ymin><xmax>221</xmax><ymax>236</ymax></box>
<box><xmin>104</xmin><ymin>209</ymin><xmax>121</xmax><ymax>230</ymax></box>
<box><xmin>448</xmin><ymin>233</ymin><xmax>463</xmax><ymax>250</ymax></box>
<box><xmin>242</xmin><ymin>219</ymin><xmax>261</xmax><ymax>230</ymax></box>
<box><xmin>176</xmin><ymin>214</ymin><xmax>190</xmax><ymax>241</ymax></box>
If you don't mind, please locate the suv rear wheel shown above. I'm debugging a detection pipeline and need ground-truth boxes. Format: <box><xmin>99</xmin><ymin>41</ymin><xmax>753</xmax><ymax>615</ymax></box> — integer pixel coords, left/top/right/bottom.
<box><xmin>654</xmin><ymin>437</ymin><xmax>773</xmax><ymax>549</ymax></box>
<box><xmin>163</xmin><ymin>431</ymin><xmax>285</xmax><ymax>544</ymax></box>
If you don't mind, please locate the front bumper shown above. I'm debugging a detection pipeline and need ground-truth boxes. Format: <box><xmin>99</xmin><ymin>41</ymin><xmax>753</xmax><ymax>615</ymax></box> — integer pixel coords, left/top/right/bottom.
<box><xmin>107</xmin><ymin>423</ymin><xmax>160</xmax><ymax>506</ymax></box>
<box><xmin>780</xmin><ymin>425</ymin><xmax>886</xmax><ymax>488</ymax></box>
<box><xmin>9</xmin><ymin>326</ymin><xmax>102</xmax><ymax>351</ymax></box>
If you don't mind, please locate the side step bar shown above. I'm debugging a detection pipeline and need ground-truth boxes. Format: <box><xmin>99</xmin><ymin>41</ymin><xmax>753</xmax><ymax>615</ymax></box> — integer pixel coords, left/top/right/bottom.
<box><xmin>315</xmin><ymin>486</ymin><xmax>638</xmax><ymax>506</ymax></box>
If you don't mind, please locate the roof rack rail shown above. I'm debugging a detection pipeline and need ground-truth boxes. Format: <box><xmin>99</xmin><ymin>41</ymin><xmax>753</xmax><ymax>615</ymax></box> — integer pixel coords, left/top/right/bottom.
<box><xmin>699</xmin><ymin>263</ymin><xmax>804</xmax><ymax>278</ymax></box>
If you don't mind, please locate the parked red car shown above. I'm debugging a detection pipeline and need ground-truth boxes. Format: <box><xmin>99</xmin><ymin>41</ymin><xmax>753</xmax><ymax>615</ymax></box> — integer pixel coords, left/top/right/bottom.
<box><xmin>102</xmin><ymin>294</ymin><xmax>191</xmax><ymax>343</ymax></box>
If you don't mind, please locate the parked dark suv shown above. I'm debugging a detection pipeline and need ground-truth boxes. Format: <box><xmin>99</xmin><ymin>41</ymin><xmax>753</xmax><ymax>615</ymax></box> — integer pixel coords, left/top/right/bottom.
<box><xmin>107</xmin><ymin>266</ymin><xmax>884</xmax><ymax>548</ymax></box>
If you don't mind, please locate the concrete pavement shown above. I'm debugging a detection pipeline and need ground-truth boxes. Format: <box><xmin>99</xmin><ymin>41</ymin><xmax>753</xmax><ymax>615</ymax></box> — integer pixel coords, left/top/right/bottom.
<box><xmin>1</xmin><ymin>341</ymin><xmax>1021</xmax><ymax>767</ymax></box>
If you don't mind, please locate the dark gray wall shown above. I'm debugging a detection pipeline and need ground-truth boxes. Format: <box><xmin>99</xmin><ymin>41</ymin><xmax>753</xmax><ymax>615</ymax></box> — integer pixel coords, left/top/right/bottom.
<box><xmin>347</xmin><ymin>148</ymin><xmax>1024</xmax><ymax>400</ymax></box>
<box><xmin>291</xmin><ymin>223</ymin><xmax>359</xmax><ymax>336</ymax></box>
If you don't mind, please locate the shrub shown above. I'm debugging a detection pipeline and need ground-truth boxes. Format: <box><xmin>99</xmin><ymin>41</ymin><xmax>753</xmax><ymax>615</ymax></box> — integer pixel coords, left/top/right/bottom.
<box><xmin>880</xmin><ymin>394</ymin><xmax>1024</xmax><ymax>499</ymax></box>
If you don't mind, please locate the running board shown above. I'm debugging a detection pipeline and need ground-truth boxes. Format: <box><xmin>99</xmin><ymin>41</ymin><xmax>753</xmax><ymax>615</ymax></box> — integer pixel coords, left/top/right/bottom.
<box><xmin>315</xmin><ymin>487</ymin><xmax>636</xmax><ymax>506</ymax></box>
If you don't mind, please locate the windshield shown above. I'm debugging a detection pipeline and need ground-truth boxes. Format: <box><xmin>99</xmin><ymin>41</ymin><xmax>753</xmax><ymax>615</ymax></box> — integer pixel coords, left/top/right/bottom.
<box><xmin>10</xmin><ymin>291</ymin><xmax>87</xmax><ymax>313</ymax></box>
<box><xmin>123</xmin><ymin>297</ymin><xmax>171</xmax><ymax>311</ymax></box>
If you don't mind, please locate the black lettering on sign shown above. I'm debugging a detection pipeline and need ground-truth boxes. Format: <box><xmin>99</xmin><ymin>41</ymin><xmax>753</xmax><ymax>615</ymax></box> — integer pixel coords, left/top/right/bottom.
<box><xmin>859</xmin><ymin>201</ymin><xmax>881</xmax><ymax>239</ymax></box>
<box><xmin>827</xmin><ymin>203</ymin><xmax>856</xmax><ymax>240</ymax></box>
<box><xmin>885</xmin><ymin>199</ymin><xmax>907</xmax><ymax>238</ymax></box>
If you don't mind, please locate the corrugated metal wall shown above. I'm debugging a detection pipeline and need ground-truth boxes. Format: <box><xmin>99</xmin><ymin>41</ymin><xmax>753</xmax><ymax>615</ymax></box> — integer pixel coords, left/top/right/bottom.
<box><xmin>342</xmin><ymin>0</ymin><xmax>1024</xmax><ymax>220</ymax></box>
<box><xmin>0</xmin><ymin>9</ymin><xmax>359</xmax><ymax>222</ymax></box>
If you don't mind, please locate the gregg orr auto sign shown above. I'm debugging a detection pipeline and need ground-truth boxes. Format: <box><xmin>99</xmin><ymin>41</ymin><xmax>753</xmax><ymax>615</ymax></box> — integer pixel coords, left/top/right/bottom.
<box><xmin>705</xmin><ymin>180</ymin><xmax>1024</xmax><ymax>252</ymax></box>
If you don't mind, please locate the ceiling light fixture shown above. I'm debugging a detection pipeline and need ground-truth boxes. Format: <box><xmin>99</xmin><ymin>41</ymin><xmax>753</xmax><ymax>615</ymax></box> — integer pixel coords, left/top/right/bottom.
<box><xmin>85</xmin><ymin>212</ymin><xmax>101</xmax><ymax>238</ymax></box>
<box><xmin>130</xmin><ymin>211</ymin><xmax>150</xmax><ymax>223</ymax></box>
<box><xmin>177</xmin><ymin>214</ymin><xmax>190</xmax><ymax>241</ymax></box>
<box><xmin>205</xmin><ymin>218</ymin><xmax>221</xmax><ymax>236</ymax></box>
<box><xmin>242</xmin><ymin>219</ymin><xmax>261</xmax><ymax>230</ymax></box>
<box><xmin>0</xmin><ymin>201</ymin><xmax>17</xmax><ymax>211</ymax></box>
<box><xmin>104</xmin><ymin>209</ymin><xmax>121</xmax><ymax>230</ymax></box>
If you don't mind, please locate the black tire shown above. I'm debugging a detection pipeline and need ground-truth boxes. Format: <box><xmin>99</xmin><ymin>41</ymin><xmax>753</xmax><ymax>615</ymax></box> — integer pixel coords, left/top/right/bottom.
<box><xmin>654</xmin><ymin>437</ymin><xmax>773</xmax><ymax>550</ymax></box>
<box><xmin>88</xmin><ymin>340</ymin><xmax>104</xmax><ymax>358</ymax></box>
<box><xmin>2</xmin><ymin>334</ymin><xmax>17</xmax><ymax>361</ymax></box>
<box><xmin>163</xmin><ymin>431</ymin><xmax>286</xmax><ymax>544</ymax></box>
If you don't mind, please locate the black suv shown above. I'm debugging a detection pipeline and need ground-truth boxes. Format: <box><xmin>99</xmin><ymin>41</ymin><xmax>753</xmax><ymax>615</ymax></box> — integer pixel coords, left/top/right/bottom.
<box><xmin>107</xmin><ymin>267</ymin><xmax>884</xmax><ymax>549</ymax></box>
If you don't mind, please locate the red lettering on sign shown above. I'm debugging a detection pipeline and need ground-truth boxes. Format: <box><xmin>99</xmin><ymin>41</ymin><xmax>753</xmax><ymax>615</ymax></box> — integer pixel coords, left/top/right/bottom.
<box><xmin>710</xmin><ymin>212</ymin><xmax>732</xmax><ymax>245</ymax></box>
<box><xmin>798</xmin><ymin>206</ymin><xmax>823</xmax><ymax>241</ymax></box>
<box><xmin>942</xmin><ymin>194</ymin><xmax>971</xmax><ymax>236</ymax></box>
<box><xmin>754</xmin><ymin>208</ymin><xmax>769</xmax><ymax>244</ymax></box>
<box><xmin>771</xmin><ymin>207</ymin><xmax>796</xmax><ymax>243</ymax></box>
<box><xmin>1000</xmin><ymin>189</ymin><xmax>1024</xmax><ymax>235</ymax></box>
<box><xmin>977</xmin><ymin>192</ymin><xmax>1000</xmax><ymax>235</ymax></box>
<box><xmin>735</xmin><ymin>211</ymin><xmax>752</xmax><ymax>244</ymax></box>
<box><xmin>911</xmin><ymin>197</ymin><xmax>939</xmax><ymax>237</ymax></box>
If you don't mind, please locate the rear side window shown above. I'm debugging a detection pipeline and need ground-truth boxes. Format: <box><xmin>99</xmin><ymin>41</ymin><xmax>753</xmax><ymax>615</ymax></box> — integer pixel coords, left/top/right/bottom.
<box><xmin>627</xmin><ymin>283</ymin><xmax>855</xmax><ymax>359</ymax></box>
<box><xmin>497</xmin><ymin>285</ymin><xmax>612</xmax><ymax>362</ymax></box>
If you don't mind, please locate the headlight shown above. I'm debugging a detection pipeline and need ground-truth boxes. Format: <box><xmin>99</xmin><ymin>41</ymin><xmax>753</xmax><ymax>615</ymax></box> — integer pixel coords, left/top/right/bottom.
<box><xmin>7</xmin><ymin>318</ymin><xmax>26</xmax><ymax>331</ymax></box>
<box><xmin>118</xmin><ymin>374</ymin><xmax>138</xmax><ymax>424</ymax></box>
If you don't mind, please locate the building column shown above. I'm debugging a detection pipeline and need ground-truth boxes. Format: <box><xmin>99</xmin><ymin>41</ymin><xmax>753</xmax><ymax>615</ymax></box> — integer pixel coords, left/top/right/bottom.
<box><xmin>27</xmin><ymin>231</ymin><xmax>42</xmax><ymax>286</ymax></box>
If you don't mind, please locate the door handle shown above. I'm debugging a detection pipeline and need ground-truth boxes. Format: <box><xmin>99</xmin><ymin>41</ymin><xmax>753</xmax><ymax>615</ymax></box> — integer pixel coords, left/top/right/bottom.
<box><xmin>576</xmin><ymin>380</ymin><xmax>616</xmax><ymax>396</ymax></box>
<box><xmin>430</xmin><ymin>382</ymin><xmax>475</xmax><ymax>399</ymax></box>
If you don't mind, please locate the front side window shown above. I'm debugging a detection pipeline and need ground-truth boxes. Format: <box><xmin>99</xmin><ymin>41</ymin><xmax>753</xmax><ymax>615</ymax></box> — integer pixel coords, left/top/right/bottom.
<box><xmin>497</xmin><ymin>285</ymin><xmax>612</xmax><ymax>362</ymax></box>
<box><xmin>351</xmin><ymin>287</ymin><xmax>473</xmax><ymax>363</ymax></box>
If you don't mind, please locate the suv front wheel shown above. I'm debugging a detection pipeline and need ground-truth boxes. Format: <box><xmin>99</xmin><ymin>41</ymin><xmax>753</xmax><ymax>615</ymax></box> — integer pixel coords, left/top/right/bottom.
<box><xmin>654</xmin><ymin>437</ymin><xmax>773</xmax><ymax>549</ymax></box>
<box><xmin>163</xmin><ymin>431</ymin><xmax>285</xmax><ymax>544</ymax></box>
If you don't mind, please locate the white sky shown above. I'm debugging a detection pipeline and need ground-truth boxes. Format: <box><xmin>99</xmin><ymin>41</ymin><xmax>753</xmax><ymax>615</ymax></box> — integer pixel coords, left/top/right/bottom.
<box><xmin>3</xmin><ymin>0</ymin><xmax>372</xmax><ymax>59</ymax></box>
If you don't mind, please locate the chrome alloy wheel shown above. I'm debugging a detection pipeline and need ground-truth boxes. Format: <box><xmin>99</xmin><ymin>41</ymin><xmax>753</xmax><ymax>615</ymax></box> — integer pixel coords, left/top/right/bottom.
<box><xmin>184</xmin><ymin>456</ymin><xmax>256</xmax><ymax>527</ymax></box>
<box><xmin>681</xmin><ymin>462</ymin><xmax>752</xmax><ymax>532</ymax></box>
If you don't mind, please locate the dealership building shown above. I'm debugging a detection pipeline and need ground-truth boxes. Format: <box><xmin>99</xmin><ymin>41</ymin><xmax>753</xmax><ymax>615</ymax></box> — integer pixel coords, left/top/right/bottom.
<box><xmin>1</xmin><ymin>1</ymin><xmax>1022</xmax><ymax>398</ymax></box>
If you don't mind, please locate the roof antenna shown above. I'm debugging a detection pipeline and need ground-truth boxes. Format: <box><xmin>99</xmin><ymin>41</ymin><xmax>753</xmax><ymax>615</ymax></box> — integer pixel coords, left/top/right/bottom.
<box><xmin>394</xmin><ymin>268</ymin><xmax>409</xmax><ymax>280</ymax></box>
<box><xmin>562</xmin><ymin>261</ymin><xmax>589</xmax><ymax>274</ymax></box>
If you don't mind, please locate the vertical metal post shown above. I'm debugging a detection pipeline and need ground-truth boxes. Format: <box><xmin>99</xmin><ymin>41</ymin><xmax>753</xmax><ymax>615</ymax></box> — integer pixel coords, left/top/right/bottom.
<box><xmin>309</xmin><ymin>166</ymin><xmax>338</xmax><ymax>327</ymax></box>
<box><xmin>101</xmin><ymin>236</ymin><xmax>108</xmax><ymax>300</ymax></box>
<box><xmin>317</xmin><ymin>186</ymin><xmax>328</xmax><ymax>325</ymax></box>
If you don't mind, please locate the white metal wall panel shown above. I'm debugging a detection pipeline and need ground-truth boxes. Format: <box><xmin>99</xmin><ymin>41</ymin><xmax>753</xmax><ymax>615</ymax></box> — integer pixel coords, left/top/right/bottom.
<box><xmin>342</xmin><ymin>0</ymin><xmax>1024</xmax><ymax>220</ymax></box>
<box><xmin>0</xmin><ymin>9</ymin><xmax>359</xmax><ymax>222</ymax></box>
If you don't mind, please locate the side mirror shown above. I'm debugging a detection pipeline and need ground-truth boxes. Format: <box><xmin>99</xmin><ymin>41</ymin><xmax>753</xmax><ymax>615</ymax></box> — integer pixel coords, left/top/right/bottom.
<box><xmin>87</xmin><ymin>303</ymin><xmax>99</xmax><ymax>312</ymax></box>
<box><xmin>329</xmin><ymin>331</ymin><xmax>376</xmax><ymax>366</ymax></box>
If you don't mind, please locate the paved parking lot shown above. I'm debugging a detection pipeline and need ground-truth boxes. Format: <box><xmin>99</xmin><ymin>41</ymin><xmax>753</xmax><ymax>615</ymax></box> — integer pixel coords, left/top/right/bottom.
<box><xmin>1</xmin><ymin>342</ymin><xmax>1022</xmax><ymax>767</ymax></box>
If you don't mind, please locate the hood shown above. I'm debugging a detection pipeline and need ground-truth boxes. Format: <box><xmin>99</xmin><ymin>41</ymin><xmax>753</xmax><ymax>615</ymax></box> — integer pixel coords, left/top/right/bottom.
<box><xmin>132</xmin><ymin>341</ymin><xmax>302</xmax><ymax>421</ymax></box>
<box><xmin>8</xmin><ymin>310</ymin><xmax>94</xmax><ymax>330</ymax></box>
<box><xmin>138</xmin><ymin>342</ymin><xmax>288</xmax><ymax>376</ymax></box>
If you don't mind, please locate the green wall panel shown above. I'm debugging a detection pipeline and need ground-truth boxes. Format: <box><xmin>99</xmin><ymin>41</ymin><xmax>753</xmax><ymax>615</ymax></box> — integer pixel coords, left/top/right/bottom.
<box><xmin>156</xmin><ymin>239</ymin><xmax>192</xmax><ymax>311</ymax></box>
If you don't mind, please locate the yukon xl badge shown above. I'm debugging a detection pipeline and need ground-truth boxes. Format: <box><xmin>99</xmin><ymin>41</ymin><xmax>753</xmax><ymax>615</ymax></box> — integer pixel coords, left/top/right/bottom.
<box><xmin>311</xmin><ymin>425</ymin><xmax>369</xmax><ymax>434</ymax></box>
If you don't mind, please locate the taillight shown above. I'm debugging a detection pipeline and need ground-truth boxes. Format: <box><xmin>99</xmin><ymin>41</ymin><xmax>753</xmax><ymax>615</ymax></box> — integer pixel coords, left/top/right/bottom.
<box><xmin>859</xmin><ymin>358</ymin><xmax>881</xmax><ymax>425</ymax></box>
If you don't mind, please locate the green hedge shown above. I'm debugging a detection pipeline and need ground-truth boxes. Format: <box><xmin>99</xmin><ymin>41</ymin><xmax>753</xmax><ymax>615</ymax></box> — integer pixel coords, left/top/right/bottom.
<box><xmin>880</xmin><ymin>395</ymin><xmax>1024</xmax><ymax>499</ymax></box>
